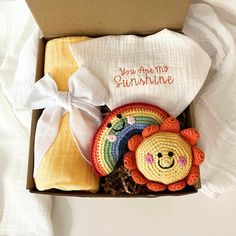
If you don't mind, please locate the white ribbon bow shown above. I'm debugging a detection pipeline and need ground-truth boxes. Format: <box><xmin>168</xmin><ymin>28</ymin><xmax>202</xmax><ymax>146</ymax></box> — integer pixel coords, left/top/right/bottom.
<box><xmin>27</xmin><ymin>66</ymin><xmax>109</xmax><ymax>176</ymax></box>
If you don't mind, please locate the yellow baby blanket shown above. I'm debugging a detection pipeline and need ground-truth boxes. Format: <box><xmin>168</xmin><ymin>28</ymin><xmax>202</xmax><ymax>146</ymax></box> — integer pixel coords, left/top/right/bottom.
<box><xmin>34</xmin><ymin>37</ymin><xmax>99</xmax><ymax>192</ymax></box>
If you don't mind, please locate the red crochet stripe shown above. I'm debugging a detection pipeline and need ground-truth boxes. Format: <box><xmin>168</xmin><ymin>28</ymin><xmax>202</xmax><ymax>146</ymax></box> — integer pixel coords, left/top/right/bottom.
<box><xmin>91</xmin><ymin>103</ymin><xmax>170</xmax><ymax>176</ymax></box>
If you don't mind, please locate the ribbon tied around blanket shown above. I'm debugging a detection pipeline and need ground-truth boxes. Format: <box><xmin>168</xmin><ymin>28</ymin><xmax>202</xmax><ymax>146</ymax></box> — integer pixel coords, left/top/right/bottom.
<box><xmin>27</xmin><ymin>66</ymin><xmax>109</xmax><ymax>176</ymax></box>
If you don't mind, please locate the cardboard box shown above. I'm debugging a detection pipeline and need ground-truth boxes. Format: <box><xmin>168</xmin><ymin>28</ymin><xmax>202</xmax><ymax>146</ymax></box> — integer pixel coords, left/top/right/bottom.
<box><xmin>26</xmin><ymin>0</ymin><xmax>200</xmax><ymax>197</ymax></box>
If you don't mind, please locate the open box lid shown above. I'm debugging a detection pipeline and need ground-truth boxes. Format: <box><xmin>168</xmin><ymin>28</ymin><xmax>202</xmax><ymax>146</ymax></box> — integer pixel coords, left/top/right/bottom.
<box><xmin>26</xmin><ymin>0</ymin><xmax>191</xmax><ymax>38</ymax></box>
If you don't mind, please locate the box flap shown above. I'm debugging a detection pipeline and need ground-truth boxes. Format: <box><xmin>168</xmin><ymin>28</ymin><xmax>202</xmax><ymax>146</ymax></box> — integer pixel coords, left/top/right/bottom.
<box><xmin>26</xmin><ymin>0</ymin><xmax>191</xmax><ymax>38</ymax></box>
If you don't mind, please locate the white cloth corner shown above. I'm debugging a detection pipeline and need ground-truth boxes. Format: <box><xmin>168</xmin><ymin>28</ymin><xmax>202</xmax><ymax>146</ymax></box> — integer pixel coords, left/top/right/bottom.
<box><xmin>183</xmin><ymin>3</ymin><xmax>236</xmax><ymax>198</ymax></box>
<box><xmin>27</xmin><ymin>66</ymin><xmax>109</xmax><ymax>173</ymax></box>
<box><xmin>0</xmin><ymin>1</ymin><xmax>53</xmax><ymax>235</ymax></box>
<box><xmin>70</xmin><ymin>29</ymin><xmax>211</xmax><ymax>117</ymax></box>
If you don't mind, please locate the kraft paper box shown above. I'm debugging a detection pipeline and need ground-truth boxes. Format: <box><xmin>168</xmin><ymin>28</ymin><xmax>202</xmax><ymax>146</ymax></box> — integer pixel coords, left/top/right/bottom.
<box><xmin>26</xmin><ymin>0</ymin><xmax>199</xmax><ymax>197</ymax></box>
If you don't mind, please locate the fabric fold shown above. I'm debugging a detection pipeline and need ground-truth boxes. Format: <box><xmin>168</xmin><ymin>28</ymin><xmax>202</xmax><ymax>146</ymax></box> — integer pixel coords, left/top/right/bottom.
<box><xmin>27</xmin><ymin>66</ymin><xmax>109</xmax><ymax>175</ymax></box>
<box><xmin>30</xmin><ymin>36</ymin><xmax>99</xmax><ymax>192</ymax></box>
<box><xmin>70</xmin><ymin>29</ymin><xmax>211</xmax><ymax>117</ymax></box>
<box><xmin>183</xmin><ymin>3</ymin><xmax>236</xmax><ymax>198</ymax></box>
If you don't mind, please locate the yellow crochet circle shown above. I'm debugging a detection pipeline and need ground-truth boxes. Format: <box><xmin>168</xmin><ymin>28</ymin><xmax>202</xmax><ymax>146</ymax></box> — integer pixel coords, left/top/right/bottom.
<box><xmin>136</xmin><ymin>132</ymin><xmax>192</xmax><ymax>185</ymax></box>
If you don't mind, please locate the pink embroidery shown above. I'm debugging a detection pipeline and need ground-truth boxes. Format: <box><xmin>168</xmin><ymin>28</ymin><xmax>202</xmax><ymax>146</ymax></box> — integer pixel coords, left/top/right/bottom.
<box><xmin>113</xmin><ymin>75</ymin><xmax>122</xmax><ymax>88</ymax></box>
<box><xmin>113</xmin><ymin>64</ymin><xmax>174</xmax><ymax>88</ymax></box>
<box><xmin>127</xmin><ymin>116</ymin><xmax>135</xmax><ymax>125</ymax></box>
<box><xmin>113</xmin><ymin>74</ymin><xmax>174</xmax><ymax>88</ymax></box>
<box><xmin>138</xmin><ymin>66</ymin><xmax>155</xmax><ymax>74</ymax></box>
<box><xmin>107</xmin><ymin>135</ymin><xmax>117</xmax><ymax>142</ymax></box>
<box><xmin>155</xmin><ymin>65</ymin><xmax>168</xmax><ymax>73</ymax></box>
<box><xmin>119</xmin><ymin>65</ymin><xmax>169</xmax><ymax>75</ymax></box>
<box><xmin>119</xmin><ymin>68</ymin><xmax>136</xmax><ymax>76</ymax></box>
<box><xmin>145</xmin><ymin>153</ymin><xmax>154</xmax><ymax>164</ymax></box>
<box><xmin>178</xmin><ymin>156</ymin><xmax>187</xmax><ymax>166</ymax></box>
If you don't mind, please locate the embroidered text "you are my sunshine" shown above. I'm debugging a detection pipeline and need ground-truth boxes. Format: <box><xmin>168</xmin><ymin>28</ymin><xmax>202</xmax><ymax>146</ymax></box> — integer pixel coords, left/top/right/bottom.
<box><xmin>113</xmin><ymin>65</ymin><xmax>174</xmax><ymax>88</ymax></box>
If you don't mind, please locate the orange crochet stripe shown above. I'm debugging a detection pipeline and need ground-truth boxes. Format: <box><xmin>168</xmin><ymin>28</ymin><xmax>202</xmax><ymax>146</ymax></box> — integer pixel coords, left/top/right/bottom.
<box><xmin>91</xmin><ymin>103</ymin><xmax>169</xmax><ymax>176</ymax></box>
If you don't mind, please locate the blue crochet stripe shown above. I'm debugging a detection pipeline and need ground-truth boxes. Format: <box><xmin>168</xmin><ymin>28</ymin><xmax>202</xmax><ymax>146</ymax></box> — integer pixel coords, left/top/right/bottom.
<box><xmin>112</xmin><ymin>123</ymin><xmax>147</xmax><ymax>163</ymax></box>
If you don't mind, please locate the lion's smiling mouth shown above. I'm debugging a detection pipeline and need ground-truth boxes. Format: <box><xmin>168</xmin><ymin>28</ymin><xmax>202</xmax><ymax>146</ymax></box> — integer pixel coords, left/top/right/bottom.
<box><xmin>158</xmin><ymin>159</ymin><xmax>175</xmax><ymax>169</ymax></box>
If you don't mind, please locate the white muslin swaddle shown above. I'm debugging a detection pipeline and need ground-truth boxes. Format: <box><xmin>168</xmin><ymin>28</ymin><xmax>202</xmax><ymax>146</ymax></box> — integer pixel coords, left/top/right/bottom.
<box><xmin>70</xmin><ymin>29</ymin><xmax>211</xmax><ymax>117</ymax></box>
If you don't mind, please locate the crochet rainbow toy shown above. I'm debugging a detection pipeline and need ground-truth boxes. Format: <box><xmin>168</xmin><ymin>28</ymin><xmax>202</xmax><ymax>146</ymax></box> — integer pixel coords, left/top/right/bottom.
<box><xmin>124</xmin><ymin>117</ymin><xmax>205</xmax><ymax>192</ymax></box>
<box><xmin>91</xmin><ymin>103</ymin><xmax>169</xmax><ymax>176</ymax></box>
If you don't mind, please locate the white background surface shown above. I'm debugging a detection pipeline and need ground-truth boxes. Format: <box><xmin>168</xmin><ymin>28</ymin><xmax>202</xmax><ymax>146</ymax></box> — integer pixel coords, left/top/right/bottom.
<box><xmin>1</xmin><ymin>0</ymin><xmax>236</xmax><ymax>235</ymax></box>
<box><xmin>52</xmin><ymin>192</ymin><xmax>236</xmax><ymax>236</ymax></box>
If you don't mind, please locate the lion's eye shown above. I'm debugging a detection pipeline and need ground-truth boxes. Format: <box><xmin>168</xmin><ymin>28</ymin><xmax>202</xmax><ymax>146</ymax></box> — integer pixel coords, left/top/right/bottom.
<box><xmin>157</xmin><ymin>152</ymin><xmax>163</xmax><ymax>158</ymax></box>
<box><xmin>168</xmin><ymin>151</ymin><xmax>174</xmax><ymax>157</ymax></box>
<box><xmin>107</xmin><ymin>123</ymin><xmax>112</xmax><ymax>128</ymax></box>
<box><xmin>116</xmin><ymin>114</ymin><xmax>122</xmax><ymax>119</ymax></box>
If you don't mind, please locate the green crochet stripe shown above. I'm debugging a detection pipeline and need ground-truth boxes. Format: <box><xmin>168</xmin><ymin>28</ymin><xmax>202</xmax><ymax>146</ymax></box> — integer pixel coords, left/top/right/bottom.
<box><xmin>109</xmin><ymin>116</ymin><xmax>160</xmax><ymax>135</ymax></box>
<box><xmin>103</xmin><ymin>116</ymin><xmax>160</xmax><ymax>170</ymax></box>
<box><xmin>103</xmin><ymin>139</ymin><xmax>115</xmax><ymax>171</ymax></box>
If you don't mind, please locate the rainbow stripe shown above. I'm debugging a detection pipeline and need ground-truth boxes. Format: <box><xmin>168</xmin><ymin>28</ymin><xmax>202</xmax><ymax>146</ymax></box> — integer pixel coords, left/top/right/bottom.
<box><xmin>91</xmin><ymin>103</ymin><xmax>169</xmax><ymax>176</ymax></box>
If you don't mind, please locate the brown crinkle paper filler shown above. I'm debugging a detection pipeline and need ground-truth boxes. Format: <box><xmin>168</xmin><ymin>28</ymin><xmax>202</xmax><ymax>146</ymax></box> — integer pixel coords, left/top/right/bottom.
<box><xmin>99</xmin><ymin>106</ymin><xmax>188</xmax><ymax>195</ymax></box>
<box><xmin>99</xmin><ymin>159</ymin><xmax>149</xmax><ymax>195</ymax></box>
